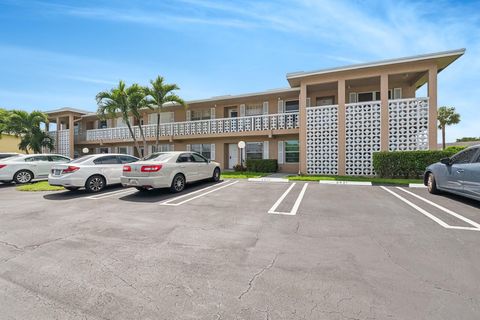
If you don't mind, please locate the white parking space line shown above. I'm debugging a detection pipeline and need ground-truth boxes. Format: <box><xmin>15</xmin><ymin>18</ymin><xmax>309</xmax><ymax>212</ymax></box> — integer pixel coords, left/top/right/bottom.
<box><xmin>380</xmin><ymin>186</ymin><xmax>480</xmax><ymax>232</ymax></box>
<box><xmin>86</xmin><ymin>188</ymin><xmax>137</xmax><ymax>200</ymax></box>
<box><xmin>159</xmin><ymin>180</ymin><xmax>239</xmax><ymax>206</ymax></box>
<box><xmin>268</xmin><ymin>183</ymin><xmax>308</xmax><ymax>216</ymax></box>
<box><xmin>396</xmin><ymin>187</ymin><xmax>480</xmax><ymax>229</ymax></box>
<box><xmin>158</xmin><ymin>181</ymin><xmax>229</xmax><ymax>204</ymax></box>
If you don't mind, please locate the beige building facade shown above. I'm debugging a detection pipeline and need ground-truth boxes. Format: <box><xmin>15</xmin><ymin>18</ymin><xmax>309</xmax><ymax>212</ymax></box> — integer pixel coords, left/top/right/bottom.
<box><xmin>45</xmin><ymin>49</ymin><xmax>464</xmax><ymax>175</ymax></box>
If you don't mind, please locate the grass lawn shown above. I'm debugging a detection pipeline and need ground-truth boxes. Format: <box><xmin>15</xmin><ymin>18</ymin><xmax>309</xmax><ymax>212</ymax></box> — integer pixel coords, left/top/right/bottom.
<box><xmin>16</xmin><ymin>181</ymin><xmax>64</xmax><ymax>192</ymax></box>
<box><xmin>288</xmin><ymin>175</ymin><xmax>423</xmax><ymax>185</ymax></box>
<box><xmin>221</xmin><ymin>171</ymin><xmax>270</xmax><ymax>179</ymax></box>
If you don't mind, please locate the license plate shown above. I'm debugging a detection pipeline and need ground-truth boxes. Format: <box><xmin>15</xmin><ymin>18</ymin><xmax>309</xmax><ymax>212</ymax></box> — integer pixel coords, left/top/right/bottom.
<box><xmin>129</xmin><ymin>179</ymin><xmax>139</xmax><ymax>185</ymax></box>
<box><xmin>53</xmin><ymin>169</ymin><xmax>62</xmax><ymax>176</ymax></box>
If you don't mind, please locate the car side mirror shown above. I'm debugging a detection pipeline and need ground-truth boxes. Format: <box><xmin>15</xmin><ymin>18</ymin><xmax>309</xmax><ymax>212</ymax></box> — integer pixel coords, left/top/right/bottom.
<box><xmin>440</xmin><ymin>157</ymin><xmax>451</xmax><ymax>165</ymax></box>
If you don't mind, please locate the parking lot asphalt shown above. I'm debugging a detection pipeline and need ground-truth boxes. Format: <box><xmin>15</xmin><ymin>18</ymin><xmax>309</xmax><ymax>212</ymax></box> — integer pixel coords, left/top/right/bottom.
<box><xmin>0</xmin><ymin>180</ymin><xmax>479</xmax><ymax>320</ymax></box>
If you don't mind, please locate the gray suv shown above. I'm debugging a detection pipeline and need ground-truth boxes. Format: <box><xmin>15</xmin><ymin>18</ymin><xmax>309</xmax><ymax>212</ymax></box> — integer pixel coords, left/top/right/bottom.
<box><xmin>424</xmin><ymin>145</ymin><xmax>480</xmax><ymax>201</ymax></box>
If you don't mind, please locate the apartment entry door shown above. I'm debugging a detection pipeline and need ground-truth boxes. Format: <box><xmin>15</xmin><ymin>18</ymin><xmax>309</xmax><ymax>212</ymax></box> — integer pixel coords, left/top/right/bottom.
<box><xmin>228</xmin><ymin>144</ymin><xmax>238</xmax><ymax>169</ymax></box>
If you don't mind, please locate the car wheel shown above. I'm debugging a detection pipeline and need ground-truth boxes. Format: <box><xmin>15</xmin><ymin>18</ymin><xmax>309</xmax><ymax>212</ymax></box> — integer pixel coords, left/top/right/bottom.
<box><xmin>14</xmin><ymin>170</ymin><xmax>33</xmax><ymax>184</ymax></box>
<box><xmin>427</xmin><ymin>173</ymin><xmax>439</xmax><ymax>194</ymax></box>
<box><xmin>170</xmin><ymin>174</ymin><xmax>185</xmax><ymax>193</ymax></box>
<box><xmin>211</xmin><ymin>167</ymin><xmax>221</xmax><ymax>182</ymax></box>
<box><xmin>135</xmin><ymin>187</ymin><xmax>150</xmax><ymax>192</ymax></box>
<box><xmin>65</xmin><ymin>187</ymin><xmax>79</xmax><ymax>191</ymax></box>
<box><xmin>85</xmin><ymin>175</ymin><xmax>106</xmax><ymax>193</ymax></box>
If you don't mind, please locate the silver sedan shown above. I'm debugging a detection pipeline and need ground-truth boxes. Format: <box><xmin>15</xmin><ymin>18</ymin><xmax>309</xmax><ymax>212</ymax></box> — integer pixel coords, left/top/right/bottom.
<box><xmin>425</xmin><ymin>145</ymin><xmax>480</xmax><ymax>201</ymax></box>
<box><xmin>121</xmin><ymin>151</ymin><xmax>221</xmax><ymax>192</ymax></box>
<box><xmin>0</xmin><ymin>154</ymin><xmax>71</xmax><ymax>184</ymax></box>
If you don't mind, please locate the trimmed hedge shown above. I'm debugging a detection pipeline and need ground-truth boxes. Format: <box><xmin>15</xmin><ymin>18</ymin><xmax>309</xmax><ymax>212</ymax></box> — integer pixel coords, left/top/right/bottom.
<box><xmin>246</xmin><ymin>159</ymin><xmax>278</xmax><ymax>173</ymax></box>
<box><xmin>372</xmin><ymin>149</ymin><xmax>464</xmax><ymax>179</ymax></box>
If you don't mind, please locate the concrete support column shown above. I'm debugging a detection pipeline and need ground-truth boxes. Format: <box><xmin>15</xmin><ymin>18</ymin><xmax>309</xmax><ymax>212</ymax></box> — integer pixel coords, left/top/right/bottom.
<box><xmin>428</xmin><ymin>66</ymin><xmax>438</xmax><ymax>150</ymax></box>
<box><xmin>299</xmin><ymin>83</ymin><xmax>307</xmax><ymax>174</ymax></box>
<box><xmin>69</xmin><ymin>115</ymin><xmax>75</xmax><ymax>158</ymax></box>
<box><xmin>337</xmin><ymin>79</ymin><xmax>346</xmax><ymax>176</ymax></box>
<box><xmin>55</xmin><ymin>117</ymin><xmax>60</xmax><ymax>153</ymax></box>
<box><xmin>380</xmin><ymin>73</ymin><xmax>389</xmax><ymax>151</ymax></box>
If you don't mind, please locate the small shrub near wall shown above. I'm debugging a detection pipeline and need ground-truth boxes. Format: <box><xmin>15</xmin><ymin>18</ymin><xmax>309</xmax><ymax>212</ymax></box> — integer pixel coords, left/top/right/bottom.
<box><xmin>233</xmin><ymin>164</ymin><xmax>247</xmax><ymax>172</ymax></box>
<box><xmin>246</xmin><ymin>159</ymin><xmax>278</xmax><ymax>173</ymax></box>
<box><xmin>372</xmin><ymin>148</ymin><xmax>465</xmax><ymax>179</ymax></box>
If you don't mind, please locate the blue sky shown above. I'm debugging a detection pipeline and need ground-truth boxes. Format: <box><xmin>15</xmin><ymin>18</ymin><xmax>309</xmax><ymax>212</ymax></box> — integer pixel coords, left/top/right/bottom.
<box><xmin>0</xmin><ymin>0</ymin><xmax>479</xmax><ymax>142</ymax></box>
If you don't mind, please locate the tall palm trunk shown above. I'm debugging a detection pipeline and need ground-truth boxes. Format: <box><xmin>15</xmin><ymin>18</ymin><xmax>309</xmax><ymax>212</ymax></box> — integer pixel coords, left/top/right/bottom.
<box><xmin>137</xmin><ymin>122</ymin><xmax>148</xmax><ymax>156</ymax></box>
<box><xmin>126</xmin><ymin>122</ymin><xmax>142</xmax><ymax>156</ymax></box>
<box><xmin>155</xmin><ymin>108</ymin><xmax>161</xmax><ymax>149</ymax></box>
<box><xmin>442</xmin><ymin>126</ymin><xmax>446</xmax><ymax>150</ymax></box>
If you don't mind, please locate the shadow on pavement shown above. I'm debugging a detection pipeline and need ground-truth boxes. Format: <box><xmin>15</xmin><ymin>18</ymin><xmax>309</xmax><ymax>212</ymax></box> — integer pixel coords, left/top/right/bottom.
<box><xmin>435</xmin><ymin>192</ymin><xmax>480</xmax><ymax>210</ymax></box>
<box><xmin>118</xmin><ymin>180</ymin><xmax>224</xmax><ymax>203</ymax></box>
<box><xmin>43</xmin><ymin>185</ymin><xmax>126</xmax><ymax>200</ymax></box>
<box><xmin>0</xmin><ymin>182</ymin><xmax>16</xmax><ymax>189</ymax></box>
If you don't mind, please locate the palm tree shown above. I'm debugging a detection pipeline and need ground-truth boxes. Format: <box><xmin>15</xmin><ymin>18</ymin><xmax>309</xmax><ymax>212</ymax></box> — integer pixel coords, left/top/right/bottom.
<box><xmin>145</xmin><ymin>76</ymin><xmax>186</xmax><ymax>150</ymax></box>
<box><xmin>7</xmin><ymin>110</ymin><xmax>53</xmax><ymax>153</ymax></box>
<box><xmin>18</xmin><ymin>127</ymin><xmax>55</xmax><ymax>154</ymax></box>
<box><xmin>96</xmin><ymin>81</ymin><xmax>142</xmax><ymax>156</ymax></box>
<box><xmin>437</xmin><ymin>106</ymin><xmax>461</xmax><ymax>150</ymax></box>
<box><xmin>125</xmin><ymin>83</ymin><xmax>151</xmax><ymax>155</ymax></box>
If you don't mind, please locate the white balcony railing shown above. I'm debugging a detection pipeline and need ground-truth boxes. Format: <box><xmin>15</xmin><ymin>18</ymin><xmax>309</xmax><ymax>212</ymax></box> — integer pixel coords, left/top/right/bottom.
<box><xmin>84</xmin><ymin>112</ymin><xmax>299</xmax><ymax>142</ymax></box>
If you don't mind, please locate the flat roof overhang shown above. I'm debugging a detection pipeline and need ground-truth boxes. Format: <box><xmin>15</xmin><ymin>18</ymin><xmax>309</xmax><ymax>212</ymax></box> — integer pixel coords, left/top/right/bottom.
<box><xmin>286</xmin><ymin>48</ymin><xmax>466</xmax><ymax>88</ymax></box>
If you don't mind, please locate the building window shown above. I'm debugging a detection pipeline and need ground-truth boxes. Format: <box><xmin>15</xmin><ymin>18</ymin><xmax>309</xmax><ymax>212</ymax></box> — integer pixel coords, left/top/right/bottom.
<box><xmin>284</xmin><ymin>140</ymin><xmax>299</xmax><ymax>163</ymax></box>
<box><xmin>356</xmin><ymin>90</ymin><xmax>392</xmax><ymax>102</ymax></box>
<box><xmin>151</xmin><ymin>144</ymin><xmax>172</xmax><ymax>153</ymax></box>
<box><xmin>98</xmin><ymin>147</ymin><xmax>109</xmax><ymax>154</ymax></box>
<box><xmin>191</xmin><ymin>144</ymin><xmax>211</xmax><ymax>159</ymax></box>
<box><xmin>246</xmin><ymin>103</ymin><xmax>263</xmax><ymax>116</ymax></box>
<box><xmin>191</xmin><ymin>109</ymin><xmax>211</xmax><ymax>121</ymax></box>
<box><xmin>118</xmin><ymin>147</ymin><xmax>128</xmax><ymax>154</ymax></box>
<box><xmin>246</xmin><ymin>142</ymin><xmax>263</xmax><ymax>160</ymax></box>
<box><xmin>316</xmin><ymin>96</ymin><xmax>335</xmax><ymax>106</ymax></box>
<box><xmin>285</xmin><ymin>100</ymin><xmax>299</xmax><ymax>113</ymax></box>
<box><xmin>149</xmin><ymin>112</ymin><xmax>174</xmax><ymax>124</ymax></box>
<box><xmin>99</xmin><ymin>120</ymin><xmax>107</xmax><ymax>129</ymax></box>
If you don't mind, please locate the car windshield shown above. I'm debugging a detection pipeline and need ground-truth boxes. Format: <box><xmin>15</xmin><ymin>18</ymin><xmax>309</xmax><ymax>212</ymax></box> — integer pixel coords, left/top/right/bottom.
<box><xmin>143</xmin><ymin>152</ymin><xmax>175</xmax><ymax>162</ymax></box>
<box><xmin>71</xmin><ymin>155</ymin><xmax>95</xmax><ymax>163</ymax></box>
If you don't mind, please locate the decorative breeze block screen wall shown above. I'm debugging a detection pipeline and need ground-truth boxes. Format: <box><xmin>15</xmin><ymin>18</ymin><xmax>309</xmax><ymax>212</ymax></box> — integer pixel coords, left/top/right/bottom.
<box><xmin>306</xmin><ymin>105</ymin><xmax>338</xmax><ymax>175</ymax></box>
<box><xmin>57</xmin><ymin>129</ymin><xmax>70</xmax><ymax>157</ymax></box>
<box><xmin>388</xmin><ymin>98</ymin><xmax>429</xmax><ymax>151</ymax></box>
<box><xmin>345</xmin><ymin>102</ymin><xmax>381</xmax><ymax>175</ymax></box>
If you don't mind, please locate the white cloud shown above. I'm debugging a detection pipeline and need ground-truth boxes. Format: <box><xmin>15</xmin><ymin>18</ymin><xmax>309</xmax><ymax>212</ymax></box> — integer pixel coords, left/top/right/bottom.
<box><xmin>59</xmin><ymin>75</ymin><xmax>117</xmax><ymax>85</ymax></box>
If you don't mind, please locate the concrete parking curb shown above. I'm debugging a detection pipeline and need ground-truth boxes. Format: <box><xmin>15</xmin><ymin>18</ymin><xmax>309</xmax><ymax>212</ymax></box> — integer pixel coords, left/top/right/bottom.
<box><xmin>409</xmin><ymin>183</ymin><xmax>427</xmax><ymax>188</ymax></box>
<box><xmin>319</xmin><ymin>180</ymin><xmax>372</xmax><ymax>186</ymax></box>
<box><xmin>248</xmin><ymin>177</ymin><xmax>290</xmax><ymax>183</ymax></box>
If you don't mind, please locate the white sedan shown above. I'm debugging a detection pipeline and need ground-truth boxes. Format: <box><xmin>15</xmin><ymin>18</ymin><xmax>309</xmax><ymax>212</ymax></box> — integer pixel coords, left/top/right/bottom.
<box><xmin>121</xmin><ymin>151</ymin><xmax>221</xmax><ymax>192</ymax></box>
<box><xmin>0</xmin><ymin>154</ymin><xmax>71</xmax><ymax>184</ymax></box>
<box><xmin>49</xmin><ymin>154</ymin><xmax>139</xmax><ymax>192</ymax></box>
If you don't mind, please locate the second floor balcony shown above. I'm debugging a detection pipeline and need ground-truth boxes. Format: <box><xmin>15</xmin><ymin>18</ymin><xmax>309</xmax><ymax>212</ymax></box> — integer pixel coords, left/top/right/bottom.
<box><xmin>81</xmin><ymin>112</ymin><xmax>300</xmax><ymax>142</ymax></box>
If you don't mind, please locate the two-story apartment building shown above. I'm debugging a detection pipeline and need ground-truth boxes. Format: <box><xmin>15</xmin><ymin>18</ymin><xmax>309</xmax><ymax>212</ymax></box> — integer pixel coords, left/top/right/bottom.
<box><xmin>45</xmin><ymin>49</ymin><xmax>465</xmax><ymax>175</ymax></box>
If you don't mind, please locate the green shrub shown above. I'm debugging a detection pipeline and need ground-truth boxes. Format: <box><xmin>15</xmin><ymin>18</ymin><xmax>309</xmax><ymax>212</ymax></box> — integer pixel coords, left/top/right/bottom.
<box><xmin>444</xmin><ymin>145</ymin><xmax>467</xmax><ymax>154</ymax></box>
<box><xmin>372</xmin><ymin>149</ymin><xmax>461</xmax><ymax>179</ymax></box>
<box><xmin>246</xmin><ymin>159</ymin><xmax>278</xmax><ymax>173</ymax></box>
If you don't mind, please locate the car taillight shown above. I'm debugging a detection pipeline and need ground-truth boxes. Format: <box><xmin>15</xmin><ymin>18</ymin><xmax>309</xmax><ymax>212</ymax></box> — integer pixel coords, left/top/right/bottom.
<box><xmin>141</xmin><ymin>165</ymin><xmax>162</xmax><ymax>172</ymax></box>
<box><xmin>0</xmin><ymin>164</ymin><xmax>6</xmax><ymax>169</ymax></box>
<box><xmin>62</xmin><ymin>166</ymin><xmax>80</xmax><ymax>174</ymax></box>
<box><xmin>123</xmin><ymin>165</ymin><xmax>132</xmax><ymax>172</ymax></box>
